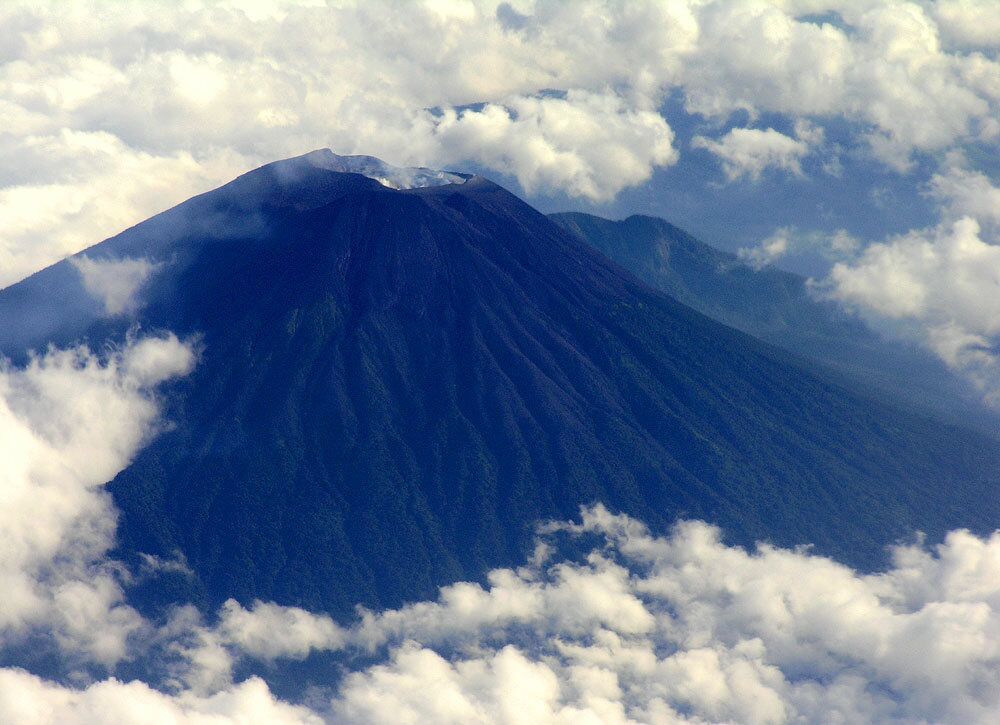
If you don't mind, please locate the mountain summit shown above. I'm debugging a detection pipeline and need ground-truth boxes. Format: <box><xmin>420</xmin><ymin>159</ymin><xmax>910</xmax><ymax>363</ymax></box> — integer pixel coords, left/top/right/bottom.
<box><xmin>306</xmin><ymin>149</ymin><xmax>472</xmax><ymax>189</ymax></box>
<box><xmin>2</xmin><ymin>151</ymin><xmax>998</xmax><ymax>615</ymax></box>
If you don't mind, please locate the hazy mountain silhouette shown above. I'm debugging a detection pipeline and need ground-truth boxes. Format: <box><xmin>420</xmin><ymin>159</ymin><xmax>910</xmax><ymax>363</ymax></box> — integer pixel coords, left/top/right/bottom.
<box><xmin>2</xmin><ymin>150</ymin><xmax>998</xmax><ymax>617</ymax></box>
<box><xmin>551</xmin><ymin>211</ymin><xmax>997</xmax><ymax>430</ymax></box>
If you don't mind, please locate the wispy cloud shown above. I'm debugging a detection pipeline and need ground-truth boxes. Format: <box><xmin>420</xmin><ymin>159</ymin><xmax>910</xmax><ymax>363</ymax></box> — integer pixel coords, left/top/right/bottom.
<box><xmin>70</xmin><ymin>255</ymin><xmax>159</xmax><ymax>315</ymax></box>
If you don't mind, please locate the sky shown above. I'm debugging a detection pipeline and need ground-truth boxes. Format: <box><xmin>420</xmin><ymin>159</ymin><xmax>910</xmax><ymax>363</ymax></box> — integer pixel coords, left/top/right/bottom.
<box><xmin>1</xmin><ymin>1</ymin><xmax>1000</xmax><ymax>722</ymax></box>
<box><xmin>2</xmin><ymin>0</ymin><xmax>999</xmax><ymax>402</ymax></box>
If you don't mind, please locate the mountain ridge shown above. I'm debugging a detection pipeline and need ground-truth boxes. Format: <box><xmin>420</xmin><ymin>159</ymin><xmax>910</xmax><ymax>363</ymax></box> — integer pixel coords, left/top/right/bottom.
<box><xmin>550</xmin><ymin>210</ymin><xmax>997</xmax><ymax>431</ymax></box>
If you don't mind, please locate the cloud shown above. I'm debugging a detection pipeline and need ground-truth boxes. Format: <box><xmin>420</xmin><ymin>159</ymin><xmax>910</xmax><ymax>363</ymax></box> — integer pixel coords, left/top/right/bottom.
<box><xmin>738</xmin><ymin>228</ymin><xmax>791</xmax><ymax>269</ymax></box>
<box><xmin>756</xmin><ymin>147</ymin><xmax>1000</xmax><ymax>403</ymax></box>
<box><xmin>927</xmin><ymin>159</ymin><xmax>1000</xmax><ymax>227</ymax></box>
<box><xmin>130</xmin><ymin>506</ymin><xmax>994</xmax><ymax>724</ymax></box>
<box><xmin>0</xmin><ymin>334</ymin><xmax>195</xmax><ymax>665</ymax></box>
<box><xmin>217</xmin><ymin>600</ymin><xmax>347</xmax><ymax>663</ymax></box>
<box><xmin>815</xmin><ymin>153</ymin><xmax>1000</xmax><ymax>404</ymax></box>
<box><xmin>0</xmin><ymin>670</ymin><xmax>321</xmax><ymax>725</ymax></box>
<box><xmin>680</xmin><ymin>1</ymin><xmax>998</xmax><ymax>168</ymax></box>
<box><xmin>427</xmin><ymin>91</ymin><xmax>678</xmax><ymax>201</ymax></box>
<box><xmin>331</xmin><ymin>645</ymin><xmax>600</xmax><ymax>725</ymax></box>
<box><xmin>930</xmin><ymin>0</ymin><xmax>1000</xmax><ymax>50</ymax></box>
<box><xmin>0</xmin><ymin>130</ymin><xmax>246</xmax><ymax>288</ymax></box>
<box><xmin>148</xmin><ymin>502</ymin><xmax>1000</xmax><ymax>724</ymax></box>
<box><xmin>738</xmin><ymin>227</ymin><xmax>860</xmax><ymax>269</ymax></box>
<box><xmin>2</xmin><ymin>0</ymin><xmax>999</xmax><ymax>284</ymax></box>
<box><xmin>70</xmin><ymin>255</ymin><xmax>158</xmax><ymax>315</ymax></box>
<box><xmin>318</xmin><ymin>505</ymin><xmax>1000</xmax><ymax>724</ymax></box>
<box><xmin>5</xmin><ymin>482</ymin><xmax>1000</xmax><ymax>724</ymax></box>
<box><xmin>693</xmin><ymin>127</ymin><xmax>809</xmax><ymax>182</ymax></box>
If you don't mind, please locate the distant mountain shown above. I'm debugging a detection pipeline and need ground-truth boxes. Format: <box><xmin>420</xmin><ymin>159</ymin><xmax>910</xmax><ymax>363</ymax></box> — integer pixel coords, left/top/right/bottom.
<box><xmin>550</xmin><ymin>212</ymin><xmax>997</xmax><ymax>430</ymax></box>
<box><xmin>2</xmin><ymin>151</ymin><xmax>998</xmax><ymax>618</ymax></box>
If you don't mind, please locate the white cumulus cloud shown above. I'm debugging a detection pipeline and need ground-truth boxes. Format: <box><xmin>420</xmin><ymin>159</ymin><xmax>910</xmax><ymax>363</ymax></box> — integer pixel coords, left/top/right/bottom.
<box><xmin>428</xmin><ymin>91</ymin><xmax>678</xmax><ymax>201</ymax></box>
<box><xmin>927</xmin><ymin>158</ymin><xmax>1000</xmax><ymax>227</ymax></box>
<box><xmin>3</xmin><ymin>485</ymin><xmax>1000</xmax><ymax>724</ymax></box>
<box><xmin>2</xmin><ymin>0</ymin><xmax>999</xmax><ymax>285</ymax></box>
<box><xmin>929</xmin><ymin>0</ymin><xmax>1000</xmax><ymax>50</ymax></box>
<box><xmin>318</xmin><ymin>505</ymin><xmax>1000</xmax><ymax>724</ymax></box>
<box><xmin>128</xmin><ymin>505</ymin><xmax>1000</xmax><ymax>725</ymax></box>
<box><xmin>0</xmin><ymin>334</ymin><xmax>195</xmax><ymax>665</ymax></box>
<box><xmin>693</xmin><ymin>127</ymin><xmax>810</xmax><ymax>182</ymax></box>
<box><xmin>820</xmin><ymin>217</ymin><xmax>1000</xmax><ymax>403</ymax></box>
<box><xmin>814</xmin><ymin>151</ymin><xmax>1000</xmax><ymax>406</ymax></box>
<box><xmin>0</xmin><ymin>670</ymin><xmax>321</xmax><ymax>725</ymax></box>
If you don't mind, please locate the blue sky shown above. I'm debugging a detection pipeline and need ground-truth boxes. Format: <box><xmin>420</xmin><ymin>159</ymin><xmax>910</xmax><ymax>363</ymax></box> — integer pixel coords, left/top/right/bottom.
<box><xmin>1</xmin><ymin>1</ymin><xmax>996</xmax><ymax>408</ymax></box>
<box><xmin>496</xmin><ymin>95</ymin><xmax>944</xmax><ymax>277</ymax></box>
<box><xmin>1</xmin><ymin>1</ymin><xmax>998</xmax><ymax>404</ymax></box>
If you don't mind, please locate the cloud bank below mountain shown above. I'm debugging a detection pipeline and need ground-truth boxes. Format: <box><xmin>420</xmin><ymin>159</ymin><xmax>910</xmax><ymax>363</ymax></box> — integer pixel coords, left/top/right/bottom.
<box><xmin>1</xmin><ymin>336</ymin><xmax>998</xmax><ymax>725</ymax></box>
<box><xmin>0</xmin><ymin>334</ymin><xmax>194</xmax><ymax>665</ymax></box>
<box><xmin>4</xmin><ymin>501</ymin><xmax>1000</xmax><ymax>723</ymax></box>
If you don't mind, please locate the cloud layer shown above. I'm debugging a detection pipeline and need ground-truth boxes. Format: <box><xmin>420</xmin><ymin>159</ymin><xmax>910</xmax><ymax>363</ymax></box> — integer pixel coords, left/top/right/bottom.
<box><xmin>37</xmin><ymin>504</ymin><xmax>999</xmax><ymax>725</ymax></box>
<box><xmin>0</xmin><ymin>335</ymin><xmax>194</xmax><ymax>664</ymax></box>
<box><xmin>2</xmin><ymin>0</ymin><xmax>998</xmax><ymax>285</ymax></box>
<box><xmin>1</xmin><ymin>340</ymin><xmax>999</xmax><ymax>725</ymax></box>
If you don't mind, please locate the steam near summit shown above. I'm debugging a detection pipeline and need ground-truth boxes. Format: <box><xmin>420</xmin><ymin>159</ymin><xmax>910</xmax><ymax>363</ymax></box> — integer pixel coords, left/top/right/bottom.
<box><xmin>307</xmin><ymin>150</ymin><xmax>472</xmax><ymax>189</ymax></box>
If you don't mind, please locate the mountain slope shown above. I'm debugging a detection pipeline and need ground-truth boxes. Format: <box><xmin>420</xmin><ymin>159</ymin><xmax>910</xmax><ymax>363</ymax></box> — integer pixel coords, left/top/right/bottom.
<box><xmin>1</xmin><ymin>150</ymin><xmax>998</xmax><ymax>617</ymax></box>
<box><xmin>550</xmin><ymin>211</ymin><xmax>994</xmax><ymax>428</ymax></box>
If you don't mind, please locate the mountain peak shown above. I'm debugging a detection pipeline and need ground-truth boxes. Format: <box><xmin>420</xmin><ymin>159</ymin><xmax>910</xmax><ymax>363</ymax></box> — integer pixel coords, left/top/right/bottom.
<box><xmin>5</xmin><ymin>154</ymin><xmax>1000</xmax><ymax>619</ymax></box>
<box><xmin>301</xmin><ymin>148</ymin><xmax>472</xmax><ymax>190</ymax></box>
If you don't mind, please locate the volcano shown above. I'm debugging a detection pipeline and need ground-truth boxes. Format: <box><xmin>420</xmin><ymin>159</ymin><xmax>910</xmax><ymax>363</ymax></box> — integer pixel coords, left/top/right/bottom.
<box><xmin>2</xmin><ymin>150</ymin><xmax>998</xmax><ymax>616</ymax></box>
